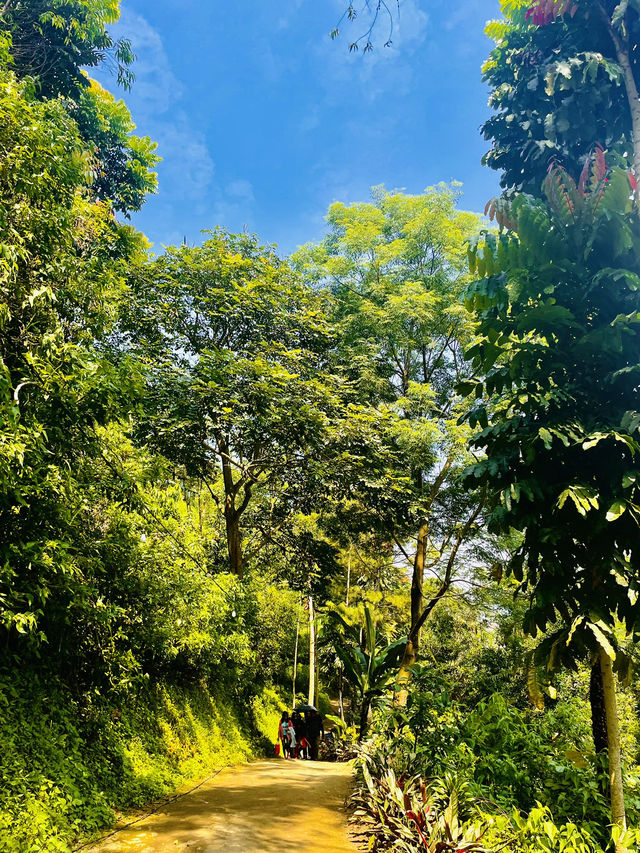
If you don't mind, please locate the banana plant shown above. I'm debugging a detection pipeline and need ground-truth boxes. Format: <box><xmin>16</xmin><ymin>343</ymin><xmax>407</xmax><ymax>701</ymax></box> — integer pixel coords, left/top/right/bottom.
<box><xmin>329</xmin><ymin>605</ymin><xmax>406</xmax><ymax>739</ymax></box>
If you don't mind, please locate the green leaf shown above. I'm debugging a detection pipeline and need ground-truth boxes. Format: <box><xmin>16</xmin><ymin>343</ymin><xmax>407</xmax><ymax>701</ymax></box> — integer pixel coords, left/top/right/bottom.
<box><xmin>606</xmin><ymin>500</ymin><xmax>626</xmax><ymax>521</ymax></box>
<box><xmin>587</xmin><ymin>623</ymin><xmax>616</xmax><ymax>660</ymax></box>
<box><xmin>538</xmin><ymin>427</ymin><xmax>553</xmax><ymax>449</ymax></box>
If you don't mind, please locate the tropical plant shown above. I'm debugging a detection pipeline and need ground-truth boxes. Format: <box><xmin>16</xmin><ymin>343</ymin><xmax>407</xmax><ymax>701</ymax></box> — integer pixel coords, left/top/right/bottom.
<box><xmin>329</xmin><ymin>605</ymin><xmax>406</xmax><ymax>738</ymax></box>
<box><xmin>482</xmin><ymin>0</ymin><xmax>640</xmax><ymax>197</ymax></box>
<box><xmin>321</xmin><ymin>714</ymin><xmax>358</xmax><ymax>761</ymax></box>
<box><xmin>460</xmin><ymin>147</ymin><xmax>640</xmax><ymax>840</ymax></box>
<box><xmin>351</xmin><ymin>750</ymin><xmax>488</xmax><ymax>853</ymax></box>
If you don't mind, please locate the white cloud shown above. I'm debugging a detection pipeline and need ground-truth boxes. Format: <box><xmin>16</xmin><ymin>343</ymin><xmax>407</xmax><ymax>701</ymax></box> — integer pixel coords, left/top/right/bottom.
<box><xmin>95</xmin><ymin>10</ymin><xmax>215</xmax><ymax>205</ymax></box>
<box><xmin>299</xmin><ymin>105</ymin><xmax>321</xmax><ymax>133</ymax></box>
<box><xmin>122</xmin><ymin>10</ymin><xmax>182</xmax><ymax>116</ymax></box>
<box><xmin>276</xmin><ymin>0</ymin><xmax>307</xmax><ymax>31</ymax></box>
<box><xmin>227</xmin><ymin>180</ymin><xmax>255</xmax><ymax>202</ymax></box>
<box><xmin>98</xmin><ymin>9</ymin><xmax>182</xmax><ymax>117</ymax></box>
<box><xmin>155</xmin><ymin>115</ymin><xmax>215</xmax><ymax>202</ymax></box>
<box><xmin>442</xmin><ymin>0</ymin><xmax>488</xmax><ymax>32</ymax></box>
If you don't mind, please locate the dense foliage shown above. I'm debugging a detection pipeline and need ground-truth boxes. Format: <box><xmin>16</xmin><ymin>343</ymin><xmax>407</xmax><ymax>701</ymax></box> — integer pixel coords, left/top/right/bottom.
<box><xmin>482</xmin><ymin>0</ymin><xmax>640</xmax><ymax>194</ymax></box>
<box><xmin>3</xmin><ymin>0</ymin><xmax>640</xmax><ymax>851</ymax></box>
<box><xmin>348</xmin><ymin>597</ymin><xmax>640</xmax><ymax>852</ymax></box>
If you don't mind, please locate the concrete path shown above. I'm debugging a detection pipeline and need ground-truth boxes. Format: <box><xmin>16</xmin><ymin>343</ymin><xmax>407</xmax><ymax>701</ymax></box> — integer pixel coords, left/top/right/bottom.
<box><xmin>87</xmin><ymin>760</ymin><xmax>358</xmax><ymax>853</ymax></box>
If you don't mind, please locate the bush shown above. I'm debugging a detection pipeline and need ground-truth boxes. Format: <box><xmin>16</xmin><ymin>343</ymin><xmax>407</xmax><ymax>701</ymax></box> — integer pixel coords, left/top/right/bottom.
<box><xmin>350</xmin><ymin>742</ymin><xmax>607</xmax><ymax>853</ymax></box>
<box><xmin>364</xmin><ymin>663</ymin><xmax>640</xmax><ymax>847</ymax></box>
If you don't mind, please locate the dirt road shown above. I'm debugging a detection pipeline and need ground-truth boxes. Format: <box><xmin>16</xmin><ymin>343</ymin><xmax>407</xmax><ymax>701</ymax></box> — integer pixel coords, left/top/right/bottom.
<box><xmin>87</xmin><ymin>760</ymin><xmax>358</xmax><ymax>853</ymax></box>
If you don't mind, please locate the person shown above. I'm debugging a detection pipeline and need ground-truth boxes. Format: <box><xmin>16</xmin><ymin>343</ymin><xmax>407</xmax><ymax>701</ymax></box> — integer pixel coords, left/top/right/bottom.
<box><xmin>291</xmin><ymin>711</ymin><xmax>308</xmax><ymax>759</ymax></box>
<box><xmin>306</xmin><ymin>709</ymin><xmax>325</xmax><ymax>761</ymax></box>
<box><xmin>278</xmin><ymin>711</ymin><xmax>296</xmax><ymax>759</ymax></box>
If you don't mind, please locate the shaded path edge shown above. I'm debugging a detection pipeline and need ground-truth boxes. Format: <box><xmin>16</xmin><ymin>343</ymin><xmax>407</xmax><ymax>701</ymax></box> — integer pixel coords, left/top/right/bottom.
<box><xmin>73</xmin><ymin>766</ymin><xmax>229</xmax><ymax>852</ymax></box>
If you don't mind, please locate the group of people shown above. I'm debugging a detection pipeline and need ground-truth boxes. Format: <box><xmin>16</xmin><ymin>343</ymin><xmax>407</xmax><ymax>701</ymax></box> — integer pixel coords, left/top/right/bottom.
<box><xmin>277</xmin><ymin>708</ymin><xmax>325</xmax><ymax>761</ymax></box>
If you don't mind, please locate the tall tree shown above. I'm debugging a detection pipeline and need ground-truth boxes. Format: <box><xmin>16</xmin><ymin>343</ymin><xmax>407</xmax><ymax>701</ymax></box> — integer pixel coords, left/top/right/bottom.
<box><xmin>461</xmin><ymin>151</ymin><xmax>640</xmax><ymax>841</ymax></box>
<box><xmin>483</xmin><ymin>0</ymin><xmax>640</xmax><ymax>198</ymax></box>
<box><xmin>0</xmin><ymin>0</ymin><xmax>134</xmax><ymax>97</ymax></box>
<box><xmin>482</xmin><ymin>3</ymin><xmax>640</xmax><ymax>839</ymax></box>
<box><xmin>128</xmin><ymin>231</ymin><xmax>342</xmax><ymax>578</ymax></box>
<box><xmin>0</xmin><ymin>1</ymin><xmax>159</xmax><ymax>216</ymax></box>
<box><xmin>69</xmin><ymin>80</ymin><xmax>159</xmax><ymax>214</ymax></box>
<box><xmin>0</xmin><ymin>55</ymin><xmax>148</xmax><ymax>653</ymax></box>
<box><xmin>294</xmin><ymin>186</ymin><xmax>488</xmax><ymax>701</ymax></box>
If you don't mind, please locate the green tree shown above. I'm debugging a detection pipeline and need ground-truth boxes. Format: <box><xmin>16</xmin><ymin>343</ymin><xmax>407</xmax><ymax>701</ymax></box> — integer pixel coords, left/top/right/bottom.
<box><xmin>0</xmin><ymin>0</ymin><xmax>134</xmax><ymax>97</ymax></box>
<box><xmin>461</xmin><ymin>150</ymin><xmax>640</xmax><ymax>840</ymax></box>
<box><xmin>1</xmin><ymin>1</ymin><xmax>159</xmax><ymax>216</ymax></box>
<box><xmin>128</xmin><ymin>231</ymin><xmax>342</xmax><ymax>578</ymax></box>
<box><xmin>0</xmin><ymin>62</ymin><xmax>144</xmax><ymax>645</ymax></box>
<box><xmin>294</xmin><ymin>186</ymin><xmax>488</xmax><ymax>701</ymax></box>
<box><xmin>483</xmin><ymin>0</ymin><xmax>640</xmax><ymax>197</ymax></box>
<box><xmin>69</xmin><ymin>79</ymin><xmax>159</xmax><ymax>214</ymax></box>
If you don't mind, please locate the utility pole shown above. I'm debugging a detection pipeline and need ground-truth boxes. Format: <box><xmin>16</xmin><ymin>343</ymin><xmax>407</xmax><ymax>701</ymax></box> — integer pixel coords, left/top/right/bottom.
<box><xmin>292</xmin><ymin>596</ymin><xmax>302</xmax><ymax>708</ymax></box>
<box><xmin>308</xmin><ymin>594</ymin><xmax>316</xmax><ymax>706</ymax></box>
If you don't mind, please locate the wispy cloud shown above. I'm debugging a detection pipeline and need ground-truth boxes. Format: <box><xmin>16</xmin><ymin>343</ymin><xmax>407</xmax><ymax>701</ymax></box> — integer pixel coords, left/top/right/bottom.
<box><xmin>276</xmin><ymin>0</ymin><xmax>307</xmax><ymax>31</ymax></box>
<box><xmin>95</xmin><ymin>10</ymin><xmax>215</xmax><ymax>211</ymax></box>
<box><xmin>442</xmin><ymin>0</ymin><xmax>490</xmax><ymax>32</ymax></box>
<box><xmin>156</xmin><ymin>115</ymin><xmax>215</xmax><ymax>202</ymax></box>
<box><xmin>116</xmin><ymin>10</ymin><xmax>183</xmax><ymax>117</ymax></box>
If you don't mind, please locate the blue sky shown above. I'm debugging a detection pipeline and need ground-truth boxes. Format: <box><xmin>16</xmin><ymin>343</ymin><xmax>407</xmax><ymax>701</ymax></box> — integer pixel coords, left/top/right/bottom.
<box><xmin>97</xmin><ymin>0</ymin><xmax>502</xmax><ymax>255</ymax></box>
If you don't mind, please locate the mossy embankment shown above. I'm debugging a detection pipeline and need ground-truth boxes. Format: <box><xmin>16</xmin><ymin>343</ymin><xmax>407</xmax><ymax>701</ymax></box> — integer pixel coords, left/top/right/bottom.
<box><xmin>0</xmin><ymin>671</ymin><xmax>284</xmax><ymax>853</ymax></box>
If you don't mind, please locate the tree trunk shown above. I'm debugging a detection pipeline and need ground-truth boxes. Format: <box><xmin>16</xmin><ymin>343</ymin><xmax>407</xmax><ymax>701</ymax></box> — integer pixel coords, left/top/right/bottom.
<box><xmin>220</xmin><ymin>438</ymin><xmax>244</xmax><ymax>577</ymax></box>
<box><xmin>308</xmin><ymin>595</ymin><xmax>316</xmax><ymax>706</ymax></box>
<box><xmin>338</xmin><ymin>667</ymin><xmax>345</xmax><ymax>723</ymax></box>
<box><xmin>599</xmin><ymin>647</ymin><xmax>627</xmax><ymax>845</ymax></box>
<box><xmin>314</xmin><ymin>640</ymin><xmax>320</xmax><ymax>709</ymax></box>
<box><xmin>346</xmin><ymin>544</ymin><xmax>351</xmax><ymax>606</ymax></box>
<box><xmin>292</xmin><ymin>598</ymin><xmax>301</xmax><ymax>708</ymax></box>
<box><xmin>359</xmin><ymin>696</ymin><xmax>371</xmax><ymax>740</ymax></box>
<box><xmin>591</xmin><ymin>658</ymin><xmax>609</xmax><ymax>799</ymax></box>
<box><xmin>395</xmin><ymin>522</ymin><xmax>428</xmax><ymax>706</ymax></box>
<box><xmin>224</xmin><ymin>507</ymin><xmax>243</xmax><ymax>578</ymax></box>
<box><xmin>590</xmin><ymin>659</ymin><xmax>609</xmax><ymax>756</ymax></box>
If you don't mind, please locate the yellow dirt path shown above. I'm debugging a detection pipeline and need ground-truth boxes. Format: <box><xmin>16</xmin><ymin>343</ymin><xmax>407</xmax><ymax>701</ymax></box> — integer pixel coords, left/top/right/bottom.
<box><xmin>87</xmin><ymin>759</ymin><xmax>359</xmax><ymax>853</ymax></box>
